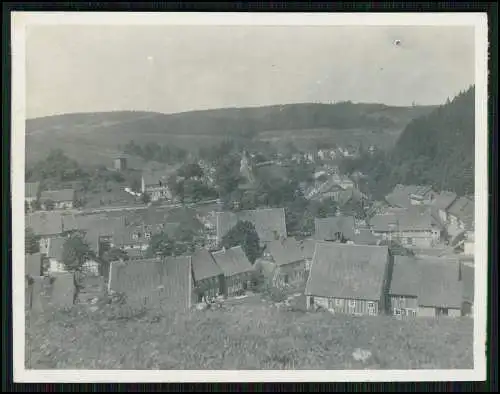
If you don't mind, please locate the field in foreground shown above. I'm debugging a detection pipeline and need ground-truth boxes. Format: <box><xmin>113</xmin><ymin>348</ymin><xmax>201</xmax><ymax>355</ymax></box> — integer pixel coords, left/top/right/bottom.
<box><xmin>25</xmin><ymin>299</ymin><xmax>473</xmax><ymax>370</ymax></box>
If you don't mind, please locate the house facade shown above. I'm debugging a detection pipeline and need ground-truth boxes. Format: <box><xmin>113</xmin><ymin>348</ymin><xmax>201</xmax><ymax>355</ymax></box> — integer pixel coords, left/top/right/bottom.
<box><xmin>385</xmin><ymin>185</ymin><xmax>434</xmax><ymax>210</ymax></box>
<box><xmin>388</xmin><ymin>256</ymin><xmax>463</xmax><ymax>318</ymax></box>
<box><xmin>446</xmin><ymin>197</ymin><xmax>474</xmax><ymax>238</ymax></box>
<box><xmin>25</xmin><ymin>182</ymin><xmax>40</xmax><ymax>205</ymax></box>
<box><xmin>141</xmin><ymin>167</ymin><xmax>180</xmax><ymax>202</ymax></box>
<box><xmin>305</xmin><ymin>243</ymin><xmax>390</xmax><ymax>316</ymax></box>
<box><xmin>265</xmin><ymin>238</ymin><xmax>308</xmax><ymax>288</ymax></box>
<box><xmin>369</xmin><ymin>207</ymin><xmax>443</xmax><ymax>248</ymax></box>
<box><xmin>211</xmin><ymin>246</ymin><xmax>254</xmax><ymax>297</ymax></box>
<box><xmin>26</xmin><ymin>211</ymin><xmax>66</xmax><ymax>254</ymax></box>
<box><xmin>40</xmin><ymin>189</ymin><xmax>75</xmax><ymax>210</ymax></box>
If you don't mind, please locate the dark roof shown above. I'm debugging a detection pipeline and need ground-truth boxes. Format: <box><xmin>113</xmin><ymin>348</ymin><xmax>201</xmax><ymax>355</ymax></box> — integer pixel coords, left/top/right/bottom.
<box><xmin>47</xmin><ymin>237</ymin><xmax>66</xmax><ymax>261</ymax></box>
<box><xmin>369</xmin><ymin>206</ymin><xmax>442</xmax><ymax>232</ymax></box>
<box><xmin>448</xmin><ymin>197</ymin><xmax>474</xmax><ymax>230</ymax></box>
<box><xmin>353</xmin><ymin>229</ymin><xmax>381</xmax><ymax>246</ymax></box>
<box><xmin>266</xmin><ymin>238</ymin><xmax>304</xmax><ymax>267</ymax></box>
<box><xmin>432</xmin><ymin>191</ymin><xmax>458</xmax><ymax>211</ymax></box>
<box><xmin>460</xmin><ymin>262</ymin><xmax>474</xmax><ymax>304</ymax></box>
<box><xmin>191</xmin><ymin>248</ymin><xmax>222</xmax><ymax>281</ymax></box>
<box><xmin>25</xmin><ymin>253</ymin><xmax>42</xmax><ymax>277</ymax></box>
<box><xmin>211</xmin><ymin>246</ymin><xmax>253</xmax><ymax>277</ymax></box>
<box><xmin>305</xmin><ymin>243</ymin><xmax>389</xmax><ymax>301</ymax></box>
<box><xmin>314</xmin><ymin>216</ymin><xmax>356</xmax><ymax>241</ymax></box>
<box><xmin>108</xmin><ymin>258</ymin><xmax>164</xmax><ymax>293</ymax></box>
<box><xmin>40</xmin><ymin>189</ymin><xmax>75</xmax><ymax>202</ymax></box>
<box><xmin>25</xmin><ymin>182</ymin><xmax>40</xmax><ymax>199</ymax></box>
<box><xmin>298</xmin><ymin>239</ymin><xmax>316</xmax><ymax>260</ymax></box>
<box><xmin>389</xmin><ymin>256</ymin><xmax>463</xmax><ymax>309</ymax></box>
<box><xmin>216</xmin><ymin>208</ymin><xmax>287</xmax><ymax>243</ymax></box>
<box><xmin>160</xmin><ymin>256</ymin><xmax>193</xmax><ymax>312</ymax></box>
<box><xmin>26</xmin><ymin>212</ymin><xmax>63</xmax><ymax>236</ymax></box>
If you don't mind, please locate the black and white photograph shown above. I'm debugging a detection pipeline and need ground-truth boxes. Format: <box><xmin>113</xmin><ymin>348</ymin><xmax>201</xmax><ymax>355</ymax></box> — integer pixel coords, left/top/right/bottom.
<box><xmin>12</xmin><ymin>12</ymin><xmax>488</xmax><ymax>382</ymax></box>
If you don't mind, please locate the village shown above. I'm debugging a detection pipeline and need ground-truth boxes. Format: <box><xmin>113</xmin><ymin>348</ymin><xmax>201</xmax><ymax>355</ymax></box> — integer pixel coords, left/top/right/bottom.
<box><xmin>24</xmin><ymin>144</ymin><xmax>475</xmax><ymax>322</ymax></box>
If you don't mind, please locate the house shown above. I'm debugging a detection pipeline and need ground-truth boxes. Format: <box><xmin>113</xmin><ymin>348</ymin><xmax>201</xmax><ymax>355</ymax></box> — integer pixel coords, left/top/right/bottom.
<box><xmin>211</xmin><ymin>246</ymin><xmax>254</xmax><ymax>297</ymax></box>
<box><xmin>25</xmin><ymin>182</ymin><xmax>40</xmax><ymax>205</ymax></box>
<box><xmin>385</xmin><ymin>184</ymin><xmax>434</xmax><ymax>209</ymax></box>
<box><xmin>107</xmin><ymin>256</ymin><xmax>193</xmax><ymax>311</ymax></box>
<box><xmin>305</xmin><ymin>243</ymin><xmax>391</xmax><ymax>316</ymax></box>
<box><xmin>25</xmin><ymin>252</ymin><xmax>43</xmax><ymax>277</ymax></box>
<box><xmin>25</xmin><ymin>211</ymin><xmax>65</xmax><ymax>254</ymax></box>
<box><xmin>369</xmin><ymin>206</ymin><xmax>443</xmax><ymax>248</ymax></box>
<box><xmin>431</xmin><ymin>191</ymin><xmax>458</xmax><ymax>225</ymax></box>
<box><xmin>113</xmin><ymin>155</ymin><xmax>127</xmax><ymax>171</ymax></box>
<box><xmin>190</xmin><ymin>248</ymin><xmax>223</xmax><ymax>302</ymax></box>
<box><xmin>459</xmin><ymin>259</ymin><xmax>474</xmax><ymax>317</ymax></box>
<box><xmin>215</xmin><ymin>208</ymin><xmax>287</xmax><ymax>247</ymax></box>
<box><xmin>447</xmin><ymin>196</ymin><xmax>474</xmax><ymax>237</ymax></box>
<box><xmin>40</xmin><ymin>189</ymin><xmax>76</xmax><ymax>210</ymax></box>
<box><xmin>314</xmin><ymin>215</ymin><xmax>356</xmax><ymax>242</ymax></box>
<box><xmin>298</xmin><ymin>239</ymin><xmax>316</xmax><ymax>270</ymax></box>
<box><xmin>263</xmin><ymin>238</ymin><xmax>308</xmax><ymax>288</ymax></box>
<box><xmin>388</xmin><ymin>256</ymin><xmax>463</xmax><ymax>318</ymax></box>
<box><xmin>45</xmin><ymin>236</ymin><xmax>99</xmax><ymax>275</ymax></box>
<box><xmin>112</xmin><ymin>226</ymin><xmax>152</xmax><ymax>256</ymax></box>
<box><xmin>141</xmin><ymin>167</ymin><xmax>179</xmax><ymax>202</ymax></box>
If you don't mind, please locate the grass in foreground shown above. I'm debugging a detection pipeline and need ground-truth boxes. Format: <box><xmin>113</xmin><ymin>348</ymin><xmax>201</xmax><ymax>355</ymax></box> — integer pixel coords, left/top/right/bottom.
<box><xmin>25</xmin><ymin>299</ymin><xmax>473</xmax><ymax>370</ymax></box>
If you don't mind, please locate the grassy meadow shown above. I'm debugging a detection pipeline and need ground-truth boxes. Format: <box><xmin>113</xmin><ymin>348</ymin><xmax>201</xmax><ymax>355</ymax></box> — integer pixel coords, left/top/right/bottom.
<box><xmin>26</xmin><ymin>297</ymin><xmax>473</xmax><ymax>370</ymax></box>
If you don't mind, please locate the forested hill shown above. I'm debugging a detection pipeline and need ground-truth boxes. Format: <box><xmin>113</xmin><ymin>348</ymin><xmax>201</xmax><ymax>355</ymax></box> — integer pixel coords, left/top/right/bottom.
<box><xmin>392</xmin><ymin>86</ymin><xmax>475</xmax><ymax>195</ymax></box>
<box><xmin>343</xmin><ymin>86</ymin><xmax>475</xmax><ymax>198</ymax></box>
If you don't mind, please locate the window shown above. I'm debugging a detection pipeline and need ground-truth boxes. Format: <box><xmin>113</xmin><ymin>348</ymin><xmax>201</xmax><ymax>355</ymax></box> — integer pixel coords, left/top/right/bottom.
<box><xmin>335</xmin><ymin>299</ymin><xmax>343</xmax><ymax>306</ymax></box>
<box><xmin>367</xmin><ymin>302</ymin><xmax>375</xmax><ymax>310</ymax></box>
<box><xmin>328</xmin><ymin>299</ymin><xmax>334</xmax><ymax>309</ymax></box>
<box><xmin>349</xmin><ymin>300</ymin><xmax>356</xmax><ymax>308</ymax></box>
<box><xmin>368</xmin><ymin>308</ymin><xmax>376</xmax><ymax>316</ymax></box>
<box><xmin>145</xmin><ymin>232</ymin><xmax>151</xmax><ymax>240</ymax></box>
<box><xmin>284</xmin><ymin>275</ymin><xmax>289</xmax><ymax>284</ymax></box>
<box><xmin>406</xmin><ymin>237</ymin><xmax>413</xmax><ymax>246</ymax></box>
<box><xmin>394</xmin><ymin>308</ymin><xmax>401</xmax><ymax>316</ymax></box>
<box><xmin>437</xmin><ymin>307</ymin><xmax>449</xmax><ymax>316</ymax></box>
<box><xmin>411</xmin><ymin>309</ymin><xmax>417</xmax><ymax>317</ymax></box>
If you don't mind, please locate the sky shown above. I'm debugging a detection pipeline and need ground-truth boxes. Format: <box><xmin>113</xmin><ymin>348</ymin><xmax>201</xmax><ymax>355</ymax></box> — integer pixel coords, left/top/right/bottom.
<box><xmin>25</xmin><ymin>25</ymin><xmax>475</xmax><ymax>119</ymax></box>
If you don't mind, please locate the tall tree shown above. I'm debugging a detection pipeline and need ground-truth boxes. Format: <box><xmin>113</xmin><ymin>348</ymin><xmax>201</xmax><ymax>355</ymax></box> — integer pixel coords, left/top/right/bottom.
<box><xmin>220</xmin><ymin>220</ymin><xmax>262</xmax><ymax>264</ymax></box>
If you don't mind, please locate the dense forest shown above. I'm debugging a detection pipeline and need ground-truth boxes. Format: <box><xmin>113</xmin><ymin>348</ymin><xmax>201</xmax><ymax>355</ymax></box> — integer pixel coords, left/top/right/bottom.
<box><xmin>340</xmin><ymin>86</ymin><xmax>475</xmax><ymax>198</ymax></box>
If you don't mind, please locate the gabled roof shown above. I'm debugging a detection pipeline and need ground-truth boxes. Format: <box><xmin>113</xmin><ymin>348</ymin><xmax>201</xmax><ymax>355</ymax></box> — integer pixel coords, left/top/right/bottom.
<box><xmin>26</xmin><ymin>212</ymin><xmax>63</xmax><ymax>236</ymax></box>
<box><xmin>47</xmin><ymin>237</ymin><xmax>66</xmax><ymax>261</ymax></box>
<box><xmin>190</xmin><ymin>248</ymin><xmax>222</xmax><ymax>281</ymax></box>
<box><xmin>460</xmin><ymin>261</ymin><xmax>474</xmax><ymax>304</ymax></box>
<box><xmin>216</xmin><ymin>208</ymin><xmax>287</xmax><ymax>243</ymax></box>
<box><xmin>432</xmin><ymin>191</ymin><xmax>458</xmax><ymax>211</ymax></box>
<box><xmin>448</xmin><ymin>197</ymin><xmax>474</xmax><ymax>230</ymax></box>
<box><xmin>40</xmin><ymin>189</ymin><xmax>75</xmax><ymax>202</ymax></box>
<box><xmin>305</xmin><ymin>243</ymin><xmax>389</xmax><ymax>301</ymax></box>
<box><xmin>385</xmin><ymin>184</ymin><xmax>433</xmax><ymax>209</ymax></box>
<box><xmin>160</xmin><ymin>256</ymin><xmax>193</xmax><ymax>311</ymax></box>
<box><xmin>211</xmin><ymin>246</ymin><xmax>253</xmax><ymax>277</ymax></box>
<box><xmin>25</xmin><ymin>253</ymin><xmax>42</xmax><ymax>277</ymax></box>
<box><xmin>266</xmin><ymin>238</ymin><xmax>304</xmax><ymax>267</ymax></box>
<box><xmin>389</xmin><ymin>256</ymin><xmax>463</xmax><ymax>309</ymax></box>
<box><xmin>369</xmin><ymin>207</ymin><xmax>442</xmax><ymax>232</ymax></box>
<box><xmin>25</xmin><ymin>182</ymin><xmax>40</xmax><ymax>199</ymax></box>
<box><xmin>314</xmin><ymin>216</ymin><xmax>356</xmax><ymax>241</ymax></box>
<box><xmin>353</xmin><ymin>229</ymin><xmax>381</xmax><ymax>246</ymax></box>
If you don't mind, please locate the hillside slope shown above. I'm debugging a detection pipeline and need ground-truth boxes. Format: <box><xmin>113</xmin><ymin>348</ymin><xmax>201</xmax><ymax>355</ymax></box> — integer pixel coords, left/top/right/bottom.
<box><xmin>392</xmin><ymin>86</ymin><xmax>475</xmax><ymax>195</ymax></box>
<box><xmin>25</xmin><ymin>103</ymin><xmax>436</xmax><ymax>166</ymax></box>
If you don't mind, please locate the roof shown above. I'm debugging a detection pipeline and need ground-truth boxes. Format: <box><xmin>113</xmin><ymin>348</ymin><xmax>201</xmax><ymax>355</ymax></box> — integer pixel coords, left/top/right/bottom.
<box><xmin>461</xmin><ymin>262</ymin><xmax>474</xmax><ymax>304</ymax></box>
<box><xmin>389</xmin><ymin>256</ymin><xmax>463</xmax><ymax>309</ymax></box>
<box><xmin>26</xmin><ymin>212</ymin><xmax>63</xmax><ymax>236</ymax></box>
<box><xmin>337</xmin><ymin>188</ymin><xmax>366</xmax><ymax>206</ymax></box>
<box><xmin>353</xmin><ymin>229</ymin><xmax>381</xmax><ymax>245</ymax></box>
<box><xmin>160</xmin><ymin>256</ymin><xmax>193</xmax><ymax>311</ymax></box>
<box><xmin>25</xmin><ymin>253</ymin><xmax>42</xmax><ymax>277</ymax></box>
<box><xmin>40</xmin><ymin>189</ymin><xmax>75</xmax><ymax>202</ymax></box>
<box><xmin>385</xmin><ymin>185</ymin><xmax>433</xmax><ymax>209</ymax></box>
<box><xmin>266</xmin><ymin>238</ymin><xmax>304</xmax><ymax>267</ymax></box>
<box><xmin>369</xmin><ymin>207</ymin><xmax>442</xmax><ymax>232</ymax></box>
<box><xmin>448</xmin><ymin>197</ymin><xmax>474</xmax><ymax>230</ymax></box>
<box><xmin>47</xmin><ymin>237</ymin><xmax>66</xmax><ymax>261</ymax></box>
<box><xmin>305</xmin><ymin>243</ymin><xmax>389</xmax><ymax>301</ymax></box>
<box><xmin>432</xmin><ymin>191</ymin><xmax>458</xmax><ymax>211</ymax></box>
<box><xmin>25</xmin><ymin>182</ymin><xmax>40</xmax><ymax>199</ymax></box>
<box><xmin>108</xmin><ymin>258</ymin><xmax>164</xmax><ymax>294</ymax></box>
<box><xmin>190</xmin><ymin>248</ymin><xmax>222</xmax><ymax>281</ymax></box>
<box><xmin>216</xmin><ymin>208</ymin><xmax>287</xmax><ymax>243</ymax></box>
<box><xmin>314</xmin><ymin>216</ymin><xmax>356</xmax><ymax>241</ymax></box>
<box><xmin>211</xmin><ymin>246</ymin><xmax>253</xmax><ymax>277</ymax></box>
